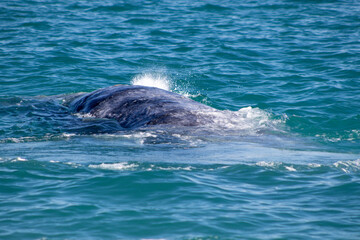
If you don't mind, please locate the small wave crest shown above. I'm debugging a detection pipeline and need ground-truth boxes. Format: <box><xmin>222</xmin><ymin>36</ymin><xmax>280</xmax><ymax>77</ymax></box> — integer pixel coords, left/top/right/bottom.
<box><xmin>0</xmin><ymin>133</ymin><xmax>76</xmax><ymax>144</ymax></box>
<box><xmin>88</xmin><ymin>162</ymin><xmax>198</xmax><ymax>171</ymax></box>
<box><xmin>255</xmin><ymin>159</ymin><xmax>360</xmax><ymax>174</ymax></box>
<box><xmin>334</xmin><ymin>159</ymin><xmax>360</xmax><ymax>174</ymax></box>
<box><xmin>85</xmin><ymin>160</ymin><xmax>360</xmax><ymax>174</ymax></box>
<box><xmin>89</xmin><ymin>162</ymin><xmax>139</xmax><ymax>171</ymax></box>
<box><xmin>2</xmin><ymin>158</ymin><xmax>360</xmax><ymax>175</ymax></box>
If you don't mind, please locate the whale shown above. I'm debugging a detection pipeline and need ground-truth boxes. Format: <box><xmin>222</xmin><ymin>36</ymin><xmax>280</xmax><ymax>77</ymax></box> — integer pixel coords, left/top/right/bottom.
<box><xmin>69</xmin><ymin>85</ymin><xmax>217</xmax><ymax>129</ymax></box>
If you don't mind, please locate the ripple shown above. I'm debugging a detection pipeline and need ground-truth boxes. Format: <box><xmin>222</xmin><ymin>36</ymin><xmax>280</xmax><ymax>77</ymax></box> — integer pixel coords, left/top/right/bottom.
<box><xmin>192</xmin><ymin>4</ymin><xmax>231</xmax><ymax>12</ymax></box>
<box><xmin>89</xmin><ymin>4</ymin><xmax>139</xmax><ymax>13</ymax></box>
<box><xmin>1</xmin><ymin>0</ymin><xmax>360</xmax><ymax>238</ymax></box>
<box><xmin>20</xmin><ymin>20</ymin><xmax>52</xmax><ymax>29</ymax></box>
<box><xmin>124</xmin><ymin>18</ymin><xmax>156</xmax><ymax>25</ymax></box>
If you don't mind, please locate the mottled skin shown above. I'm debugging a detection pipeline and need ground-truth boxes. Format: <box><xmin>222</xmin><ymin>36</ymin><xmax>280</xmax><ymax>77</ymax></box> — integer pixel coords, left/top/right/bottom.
<box><xmin>70</xmin><ymin>85</ymin><xmax>215</xmax><ymax>129</ymax></box>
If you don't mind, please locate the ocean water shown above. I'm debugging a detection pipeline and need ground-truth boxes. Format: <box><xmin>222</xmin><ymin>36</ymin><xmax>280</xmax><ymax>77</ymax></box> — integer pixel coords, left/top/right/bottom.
<box><xmin>1</xmin><ymin>0</ymin><xmax>360</xmax><ymax>239</ymax></box>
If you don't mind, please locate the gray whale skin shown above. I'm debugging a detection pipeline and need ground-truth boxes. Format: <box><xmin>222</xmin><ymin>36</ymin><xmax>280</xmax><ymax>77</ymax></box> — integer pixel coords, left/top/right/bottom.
<box><xmin>70</xmin><ymin>85</ymin><xmax>215</xmax><ymax>129</ymax></box>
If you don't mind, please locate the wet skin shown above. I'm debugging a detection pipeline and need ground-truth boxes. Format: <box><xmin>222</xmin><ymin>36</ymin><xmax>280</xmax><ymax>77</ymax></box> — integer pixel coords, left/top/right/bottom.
<box><xmin>69</xmin><ymin>85</ymin><xmax>215</xmax><ymax>129</ymax></box>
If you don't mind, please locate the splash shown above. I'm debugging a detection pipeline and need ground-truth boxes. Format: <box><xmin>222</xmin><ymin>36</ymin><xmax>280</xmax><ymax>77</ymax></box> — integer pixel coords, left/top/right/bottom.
<box><xmin>193</xmin><ymin>106</ymin><xmax>282</xmax><ymax>134</ymax></box>
<box><xmin>131</xmin><ymin>73</ymin><xmax>171</xmax><ymax>91</ymax></box>
<box><xmin>130</xmin><ymin>72</ymin><xmax>206</xmax><ymax>102</ymax></box>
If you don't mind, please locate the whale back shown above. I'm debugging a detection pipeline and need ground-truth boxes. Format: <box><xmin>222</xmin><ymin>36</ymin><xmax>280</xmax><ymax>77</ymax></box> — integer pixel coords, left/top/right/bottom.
<box><xmin>69</xmin><ymin>85</ymin><xmax>214</xmax><ymax>128</ymax></box>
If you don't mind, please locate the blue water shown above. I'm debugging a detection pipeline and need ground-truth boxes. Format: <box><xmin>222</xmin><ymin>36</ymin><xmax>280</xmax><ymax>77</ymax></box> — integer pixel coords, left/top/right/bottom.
<box><xmin>1</xmin><ymin>0</ymin><xmax>360</xmax><ymax>239</ymax></box>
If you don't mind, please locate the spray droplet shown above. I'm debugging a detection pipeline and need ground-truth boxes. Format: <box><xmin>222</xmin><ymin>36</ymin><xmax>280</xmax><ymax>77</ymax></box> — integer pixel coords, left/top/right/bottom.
<box><xmin>131</xmin><ymin>73</ymin><xmax>171</xmax><ymax>91</ymax></box>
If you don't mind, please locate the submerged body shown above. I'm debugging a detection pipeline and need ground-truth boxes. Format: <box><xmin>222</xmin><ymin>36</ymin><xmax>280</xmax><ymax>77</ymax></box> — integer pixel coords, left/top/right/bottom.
<box><xmin>70</xmin><ymin>85</ymin><xmax>215</xmax><ymax>128</ymax></box>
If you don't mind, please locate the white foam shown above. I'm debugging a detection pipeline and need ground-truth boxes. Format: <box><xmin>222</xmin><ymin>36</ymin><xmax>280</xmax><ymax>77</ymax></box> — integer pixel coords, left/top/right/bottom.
<box><xmin>316</xmin><ymin>129</ymin><xmax>360</xmax><ymax>142</ymax></box>
<box><xmin>11</xmin><ymin>157</ymin><xmax>27</xmax><ymax>162</ymax></box>
<box><xmin>131</xmin><ymin>73</ymin><xmax>171</xmax><ymax>91</ymax></box>
<box><xmin>87</xmin><ymin>162</ymin><xmax>199</xmax><ymax>172</ymax></box>
<box><xmin>197</xmin><ymin>106</ymin><xmax>279</xmax><ymax>133</ymax></box>
<box><xmin>65</xmin><ymin>162</ymin><xmax>81</xmax><ymax>168</ymax></box>
<box><xmin>285</xmin><ymin>165</ymin><xmax>297</xmax><ymax>172</ymax></box>
<box><xmin>89</xmin><ymin>162</ymin><xmax>139</xmax><ymax>171</ymax></box>
<box><xmin>62</xmin><ymin>133</ymin><xmax>76</xmax><ymax>138</ymax></box>
<box><xmin>0</xmin><ymin>133</ymin><xmax>79</xmax><ymax>144</ymax></box>
<box><xmin>73</xmin><ymin>112</ymin><xmax>96</xmax><ymax>119</ymax></box>
<box><xmin>1</xmin><ymin>136</ymin><xmax>36</xmax><ymax>143</ymax></box>
<box><xmin>123</xmin><ymin>132</ymin><xmax>158</xmax><ymax>145</ymax></box>
<box><xmin>256</xmin><ymin>161</ymin><xmax>276</xmax><ymax>167</ymax></box>
<box><xmin>122</xmin><ymin>132</ymin><xmax>158</xmax><ymax>139</ymax></box>
<box><xmin>308</xmin><ymin>163</ymin><xmax>322</xmax><ymax>168</ymax></box>
<box><xmin>333</xmin><ymin>159</ymin><xmax>360</xmax><ymax>173</ymax></box>
<box><xmin>157</xmin><ymin>166</ymin><xmax>194</xmax><ymax>171</ymax></box>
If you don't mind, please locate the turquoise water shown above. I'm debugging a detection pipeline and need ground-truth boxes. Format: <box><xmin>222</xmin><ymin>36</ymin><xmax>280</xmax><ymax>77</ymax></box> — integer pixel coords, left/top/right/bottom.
<box><xmin>1</xmin><ymin>0</ymin><xmax>360</xmax><ymax>239</ymax></box>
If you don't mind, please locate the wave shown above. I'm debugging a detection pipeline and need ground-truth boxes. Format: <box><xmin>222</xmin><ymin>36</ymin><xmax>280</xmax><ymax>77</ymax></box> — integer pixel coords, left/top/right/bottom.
<box><xmin>3</xmin><ymin>158</ymin><xmax>360</xmax><ymax>174</ymax></box>
<box><xmin>88</xmin><ymin>159</ymin><xmax>360</xmax><ymax>174</ymax></box>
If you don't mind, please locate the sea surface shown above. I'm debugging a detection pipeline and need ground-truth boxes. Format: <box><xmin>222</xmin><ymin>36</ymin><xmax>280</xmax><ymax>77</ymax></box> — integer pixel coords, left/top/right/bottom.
<box><xmin>1</xmin><ymin>0</ymin><xmax>360</xmax><ymax>239</ymax></box>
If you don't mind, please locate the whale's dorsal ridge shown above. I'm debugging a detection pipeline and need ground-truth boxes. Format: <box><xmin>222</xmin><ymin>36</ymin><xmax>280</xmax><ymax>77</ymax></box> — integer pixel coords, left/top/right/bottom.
<box><xmin>70</xmin><ymin>85</ymin><xmax>215</xmax><ymax>129</ymax></box>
